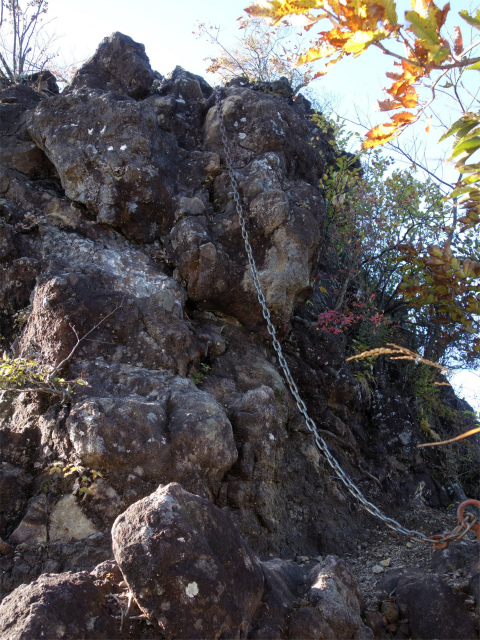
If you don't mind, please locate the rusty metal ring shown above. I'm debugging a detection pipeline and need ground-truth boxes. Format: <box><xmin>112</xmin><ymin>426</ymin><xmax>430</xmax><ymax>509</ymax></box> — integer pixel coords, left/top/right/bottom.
<box><xmin>457</xmin><ymin>499</ymin><xmax>480</xmax><ymax>544</ymax></box>
<box><xmin>457</xmin><ymin>499</ymin><xmax>480</xmax><ymax>522</ymax></box>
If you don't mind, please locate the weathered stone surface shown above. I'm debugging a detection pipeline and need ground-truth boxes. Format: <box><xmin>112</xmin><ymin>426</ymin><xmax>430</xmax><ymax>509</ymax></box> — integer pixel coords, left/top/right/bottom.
<box><xmin>27</xmin><ymin>92</ymin><xmax>177</xmax><ymax>242</ymax></box>
<box><xmin>48</xmin><ymin>495</ymin><xmax>98</xmax><ymax>543</ymax></box>
<box><xmin>377</xmin><ymin>568</ymin><xmax>477</xmax><ymax>640</ymax></box>
<box><xmin>469</xmin><ymin>571</ymin><xmax>480</xmax><ymax>605</ymax></box>
<box><xmin>287</xmin><ymin>607</ymin><xmax>337</xmax><ymax>640</ymax></box>
<box><xmin>64</xmin><ymin>364</ymin><xmax>237</xmax><ymax>492</ymax></box>
<box><xmin>431</xmin><ymin>540</ymin><xmax>479</xmax><ymax>575</ymax></box>
<box><xmin>112</xmin><ymin>482</ymin><xmax>264</xmax><ymax>638</ymax></box>
<box><xmin>0</xmin><ymin>571</ymin><xmax>117</xmax><ymax>639</ymax></box>
<box><xmin>0</xmin><ymin>462</ymin><xmax>32</xmax><ymax>537</ymax></box>
<box><xmin>170</xmin><ymin>144</ymin><xmax>324</xmax><ymax>335</ymax></box>
<box><xmin>9</xmin><ymin>494</ymin><xmax>49</xmax><ymax>546</ymax></box>
<box><xmin>0</xmin><ymin>85</ymin><xmax>56</xmax><ymax>180</ymax></box>
<box><xmin>309</xmin><ymin>556</ymin><xmax>373</xmax><ymax>639</ymax></box>
<box><xmin>250</xmin><ymin>556</ymin><xmax>372</xmax><ymax>639</ymax></box>
<box><xmin>252</xmin><ymin>557</ymin><xmax>306</xmax><ymax>635</ymax></box>
<box><xmin>149</xmin><ymin>65</ymin><xmax>212</xmax><ymax>150</ymax></box>
<box><xmin>18</xmin><ymin>226</ymin><xmax>198</xmax><ymax>373</ymax></box>
<box><xmin>69</xmin><ymin>32</ymin><xmax>154</xmax><ymax>99</ymax></box>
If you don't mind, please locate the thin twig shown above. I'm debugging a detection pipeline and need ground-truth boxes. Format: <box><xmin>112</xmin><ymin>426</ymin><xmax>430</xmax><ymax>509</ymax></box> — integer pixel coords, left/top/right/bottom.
<box><xmin>47</xmin><ymin>303</ymin><xmax>123</xmax><ymax>383</ymax></box>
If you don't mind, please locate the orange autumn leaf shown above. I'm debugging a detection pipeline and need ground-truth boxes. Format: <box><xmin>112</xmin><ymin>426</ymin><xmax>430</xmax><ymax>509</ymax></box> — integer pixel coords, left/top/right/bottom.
<box><xmin>361</xmin><ymin>121</ymin><xmax>402</xmax><ymax>148</ymax></box>
<box><xmin>296</xmin><ymin>43</ymin><xmax>337</xmax><ymax>64</ymax></box>
<box><xmin>400</xmin><ymin>86</ymin><xmax>419</xmax><ymax>108</ymax></box>
<box><xmin>390</xmin><ymin>111</ymin><xmax>418</xmax><ymax>124</ymax></box>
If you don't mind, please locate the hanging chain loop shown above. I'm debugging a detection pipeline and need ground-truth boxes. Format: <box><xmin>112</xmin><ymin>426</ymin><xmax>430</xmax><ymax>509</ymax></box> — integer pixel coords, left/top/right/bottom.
<box><xmin>214</xmin><ymin>85</ymin><xmax>480</xmax><ymax>548</ymax></box>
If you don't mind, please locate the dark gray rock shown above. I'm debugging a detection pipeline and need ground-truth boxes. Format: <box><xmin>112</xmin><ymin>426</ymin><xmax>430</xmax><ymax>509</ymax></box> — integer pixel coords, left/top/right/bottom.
<box><xmin>27</xmin><ymin>91</ymin><xmax>177</xmax><ymax>242</ymax></box>
<box><xmin>288</xmin><ymin>607</ymin><xmax>336</xmax><ymax>639</ymax></box>
<box><xmin>25</xmin><ymin>70</ymin><xmax>59</xmax><ymax>95</ymax></box>
<box><xmin>377</xmin><ymin>568</ymin><xmax>477</xmax><ymax>640</ymax></box>
<box><xmin>0</xmin><ymin>571</ymin><xmax>117</xmax><ymax>639</ymax></box>
<box><xmin>68</xmin><ymin>32</ymin><xmax>154</xmax><ymax>99</ymax></box>
<box><xmin>112</xmin><ymin>482</ymin><xmax>264</xmax><ymax>639</ymax></box>
<box><xmin>309</xmin><ymin>556</ymin><xmax>373</xmax><ymax>639</ymax></box>
<box><xmin>251</xmin><ymin>555</ymin><xmax>373</xmax><ymax>639</ymax></box>
<box><xmin>431</xmin><ymin>540</ymin><xmax>479</xmax><ymax>575</ymax></box>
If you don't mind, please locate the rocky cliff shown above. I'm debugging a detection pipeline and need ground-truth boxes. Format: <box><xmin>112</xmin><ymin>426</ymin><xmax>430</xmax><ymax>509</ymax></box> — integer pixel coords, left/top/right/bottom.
<box><xmin>0</xmin><ymin>32</ymin><xmax>478</xmax><ymax>640</ymax></box>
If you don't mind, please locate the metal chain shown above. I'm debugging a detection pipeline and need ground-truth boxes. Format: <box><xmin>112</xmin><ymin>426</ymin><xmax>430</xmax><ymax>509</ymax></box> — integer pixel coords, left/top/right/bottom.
<box><xmin>215</xmin><ymin>85</ymin><xmax>450</xmax><ymax>545</ymax></box>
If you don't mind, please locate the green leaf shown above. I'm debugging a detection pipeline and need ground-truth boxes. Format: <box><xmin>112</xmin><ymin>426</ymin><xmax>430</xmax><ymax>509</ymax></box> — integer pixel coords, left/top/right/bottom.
<box><xmin>467</xmin><ymin>60</ymin><xmax>480</xmax><ymax>71</ymax></box>
<box><xmin>449</xmin><ymin>186</ymin><xmax>477</xmax><ymax>200</ymax></box>
<box><xmin>438</xmin><ymin>117</ymin><xmax>476</xmax><ymax>142</ymax></box>
<box><xmin>406</xmin><ymin>10</ymin><xmax>438</xmax><ymax>44</ymax></box>
<box><xmin>459</xmin><ymin>9</ymin><xmax>480</xmax><ymax>30</ymax></box>
<box><xmin>451</xmin><ymin>136</ymin><xmax>480</xmax><ymax>158</ymax></box>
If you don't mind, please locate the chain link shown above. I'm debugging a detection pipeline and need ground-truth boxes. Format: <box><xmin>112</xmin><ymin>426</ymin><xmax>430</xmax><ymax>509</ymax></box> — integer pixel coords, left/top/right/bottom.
<box><xmin>214</xmin><ymin>85</ymin><xmax>443</xmax><ymax>544</ymax></box>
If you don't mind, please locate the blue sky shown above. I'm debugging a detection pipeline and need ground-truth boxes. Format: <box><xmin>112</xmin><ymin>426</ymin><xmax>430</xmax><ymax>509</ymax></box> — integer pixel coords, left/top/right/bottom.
<box><xmin>46</xmin><ymin>0</ymin><xmax>470</xmax><ymax>181</ymax></box>
<box><xmin>47</xmin><ymin>0</ymin><xmax>396</xmax><ymax>110</ymax></box>
<box><xmin>43</xmin><ymin>0</ymin><xmax>479</xmax><ymax>412</ymax></box>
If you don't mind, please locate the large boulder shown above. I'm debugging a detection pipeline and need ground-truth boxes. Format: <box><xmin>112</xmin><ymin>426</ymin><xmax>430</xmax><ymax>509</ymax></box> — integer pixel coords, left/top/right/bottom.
<box><xmin>377</xmin><ymin>568</ymin><xmax>477</xmax><ymax>640</ymax></box>
<box><xmin>66</xmin><ymin>368</ymin><xmax>237</xmax><ymax>490</ymax></box>
<box><xmin>27</xmin><ymin>92</ymin><xmax>177</xmax><ymax>242</ymax></box>
<box><xmin>0</xmin><ymin>571</ymin><xmax>116</xmax><ymax>639</ymax></box>
<box><xmin>112</xmin><ymin>482</ymin><xmax>264</xmax><ymax>639</ymax></box>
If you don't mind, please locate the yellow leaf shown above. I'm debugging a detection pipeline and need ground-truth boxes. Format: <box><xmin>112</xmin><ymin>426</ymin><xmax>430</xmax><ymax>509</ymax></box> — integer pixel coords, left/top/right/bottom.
<box><xmin>245</xmin><ymin>0</ymin><xmax>324</xmax><ymax>24</ymax></box>
<box><xmin>425</xmin><ymin>115</ymin><xmax>431</xmax><ymax>132</ymax></box>
<box><xmin>342</xmin><ymin>30</ymin><xmax>384</xmax><ymax>55</ymax></box>
<box><xmin>410</xmin><ymin>0</ymin><xmax>428</xmax><ymax>19</ymax></box>
<box><xmin>296</xmin><ymin>43</ymin><xmax>337</xmax><ymax>64</ymax></box>
<box><xmin>362</xmin><ymin>121</ymin><xmax>401</xmax><ymax>148</ymax></box>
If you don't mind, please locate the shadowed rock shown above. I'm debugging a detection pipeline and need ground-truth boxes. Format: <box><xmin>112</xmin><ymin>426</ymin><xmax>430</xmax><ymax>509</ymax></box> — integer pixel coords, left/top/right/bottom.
<box><xmin>112</xmin><ymin>482</ymin><xmax>264</xmax><ymax>638</ymax></box>
<box><xmin>68</xmin><ymin>32</ymin><xmax>154</xmax><ymax>99</ymax></box>
<box><xmin>0</xmin><ymin>571</ymin><xmax>116</xmax><ymax>639</ymax></box>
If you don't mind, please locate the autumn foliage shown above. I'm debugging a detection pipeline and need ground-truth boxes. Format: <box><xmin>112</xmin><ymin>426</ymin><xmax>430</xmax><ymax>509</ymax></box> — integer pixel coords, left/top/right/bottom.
<box><xmin>245</xmin><ymin>1</ymin><xmax>480</xmax><ymax>221</ymax></box>
<box><xmin>245</xmin><ymin>0</ymin><xmax>480</xmax><ymax>364</ymax></box>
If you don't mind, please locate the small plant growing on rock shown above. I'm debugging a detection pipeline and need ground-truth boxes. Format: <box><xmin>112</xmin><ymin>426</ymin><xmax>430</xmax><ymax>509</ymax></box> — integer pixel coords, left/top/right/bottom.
<box><xmin>192</xmin><ymin>371</ymin><xmax>205</xmax><ymax>385</ymax></box>
<box><xmin>1</xmin><ymin>303</ymin><xmax>122</xmax><ymax>398</ymax></box>
<box><xmin>192</xmin><ymin>362</ymin><xmax>212</xmax><ymax>385</ymax></box>
<box><xmin>48</xmin><ymin>461</ymin><xmax>103</xmax><ymax>499</ymax></box>
<box><xmin>12</xmin><ymin>305</ymin><xmax>31</xmax><ymax>331</ymax></box>
<box><xmin>192</xmin><ymin>362</ymin><xmax>211</xmax><ymax>385</ymax></box>
<box><xmin>0</xmin><ymin>352</ymin><xmax>87</xmax><ymax>396</ymax></box>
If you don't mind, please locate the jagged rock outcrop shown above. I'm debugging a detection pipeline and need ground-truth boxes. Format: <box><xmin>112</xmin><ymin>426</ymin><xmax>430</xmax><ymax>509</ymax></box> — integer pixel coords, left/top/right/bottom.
<box><xmin>0</xmin><ymin>32</ymin><xmax>478</xmax><ymax>639</ymax></box>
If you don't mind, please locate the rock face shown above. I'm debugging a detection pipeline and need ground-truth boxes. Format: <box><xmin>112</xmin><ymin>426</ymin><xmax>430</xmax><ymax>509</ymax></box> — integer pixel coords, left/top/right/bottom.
<box><xmin>0</xmin><ymin>30</ymin><xmax>478</xmax><ymax>639</ymax></box>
